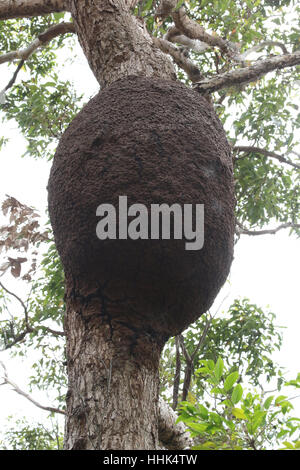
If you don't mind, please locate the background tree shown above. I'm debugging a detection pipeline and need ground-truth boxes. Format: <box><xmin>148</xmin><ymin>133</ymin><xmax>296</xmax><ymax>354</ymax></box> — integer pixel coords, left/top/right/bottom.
<box><xmin>0</xmin><ymin>0</ymin><xmax>299</xmax><ymax>450</ymax></box>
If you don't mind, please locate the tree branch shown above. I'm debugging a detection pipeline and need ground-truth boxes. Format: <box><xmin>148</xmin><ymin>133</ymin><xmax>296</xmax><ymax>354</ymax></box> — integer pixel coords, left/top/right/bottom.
<box><xmin>0</xmin><ymin>22</ymin><xmax>75</xmax><ymax>103</ymax></box>
<box><xmin>239</xmin><ymin>40</ymin><xmax>289</xmax><ymax>60</ymax></box>
<box><xmin>179</xmin><ymin>336</ymin><xmax>193</xmax><ymax>403</ymax></box>
<box><xmin>153</xmin><ymin>37</ymin><xmax>202</xmax><ymax>82</ymax></box>
<box><xmin>194</xmin><ymin>50</ymin><xmax>300</xmax><ymax>94</ymax></box>
<box><xmin>1</xmin><ymin>324</ymin><xmax>65</xmax><ymax>351</ymax></box>
<box><xmin>125</xmin><ymin>0</ymin><xmax>140</xmax><ymax>9</ymax></box>
<box><xmin>0</xmin><ymin>281</ymin><xmax>30</xmax><ymax>329</ymax></box>
<box><xmin>172</xmin><ymin>335</ymin><xmax>181</xmax><ymax>410</ymax></box>
<box><xmin>0</xmin><ymin>280</ymin><xmax>65</xmax><ymax>351</ymax></box>
<box><xmin>0</xmin><ymin>59</ymin><xmax>24</xmax><ymax>103</ymax></box>
<box><xmin>233</xmin><ymin>146</ymin><xmax>300</xmax><ymax>170</ymax></box>
<box><xmin>155</xmin><ymin>0</ymin><xmax>177</xmax><ymax>20</ymax></box>
<box><xmin>0</xmin><ymin>0</ymin><xmax>70</xmax><ymax>20</ymax></box>
<box><xmin>172</xmin><ymin>6</ymin><xmax>240</xmax><ymax>60</ymax></box>
<box><xmin>179</xmin><ymin>317</ymin><xmax>212</xmax><ymax>402</ymax></box>
<box><xmin>158</xmin><ymin>398</ymin><xmax>193</xmax><ymax>450</ymax></box>
<box><xmin>0</xmin><ymin>22</ymin><xmax>75</xmax><ymax>65</ymax></box>
<box><xmin>156</xmin><ymin>3</ymin><xmax>291</xmax><ymax>68</ymax></box>
<box><xmin>164</xmin><ymin>26</ymin><xmax>209</xmax><ymax>54</ymax></box>
<box><xmin>236</xmin><ymin>220</ymin><xmax>300</xmax><ymax>236</ymax></box>
<box><xmin>0</xmin><ymin>360</ymin><xmax>66</xmax><ymax>415</ymax></box>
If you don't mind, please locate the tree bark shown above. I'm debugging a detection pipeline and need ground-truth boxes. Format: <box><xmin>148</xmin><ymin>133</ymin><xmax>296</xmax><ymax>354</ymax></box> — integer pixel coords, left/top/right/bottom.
<box><xmin>64</xmin><ymin>292</ymin><xmax>164</xmax><ymax>450</ymax></box>
<box><xmin>69</xmin><ymin>0</ymin><xmax>176</xmax><ymax>88</ymax></box>
<box><xmin>194</xmin><ymin>50</ymin><xmax>300</xmax><ymax>94</ymax></box>
<box><xmin>0</xmin><ymin>0</ymin><xmax>68</xmax><ymax>20</ymax></box>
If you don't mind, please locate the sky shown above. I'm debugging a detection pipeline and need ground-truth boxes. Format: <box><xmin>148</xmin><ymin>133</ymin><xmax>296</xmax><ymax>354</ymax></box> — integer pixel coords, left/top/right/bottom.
<box><xmin>0</xmin><ymin>37</ymin><xmax>300</xmax><ymax>442</ymax></box>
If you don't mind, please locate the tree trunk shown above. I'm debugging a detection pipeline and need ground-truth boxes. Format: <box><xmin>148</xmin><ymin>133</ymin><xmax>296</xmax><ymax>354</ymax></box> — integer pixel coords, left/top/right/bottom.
<box><xmin>64</xmin><ymin>291</ymin><xmax>164</xmax><ymax>449</ymax></box>
<box><xmin>69</xmin><ymin>0</ymin><xmax>176</xmax><ymax>88</ymax></box>
<box><xmin>58</xmin><ymin>0</ymin><xmax>176</xmax><ymax>451</ymax></box>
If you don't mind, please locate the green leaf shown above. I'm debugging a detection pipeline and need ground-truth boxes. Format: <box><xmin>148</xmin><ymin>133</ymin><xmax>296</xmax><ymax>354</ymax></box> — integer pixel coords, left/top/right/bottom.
<box><xmin>224</xmin><ymin>418</ymin><xmax>236</xmax><ymax>431</ymax></box>
<box><xmin>188</xmin><ymin>422</ymin><xmax>208</xmax><ymax>433</ymax></box>
<box><xmin>192</xmin><ymin>441</ymin><xmax>216</xmax><ymax>450</ymax></box>
<box><xmin>232</xmin><ymin>408</ymin><xmax>248</xmax><ymax>420</ymax></box>
<box><xmin>282</xmin><ymin>441</ymin><xmax>294</xmax><ymax>449</ymax></box>
<box><xmin>263</xmin><ymin>395</ymin><xmax>274</xmax><ymax>409</ymax></box>
<box><xmin>206</xmin><ymin>360</ymin><xmax>215</xmax><ymax>371</ymax></box>
<box><xmin>211</xmin><ymin>387</ymin><xmax>223</xmax><ymax>395</ymax></box>
<box><xmin>210</xmin><ymin>412</ymin><xmax>222</xmax><ymax>426</ymax></box>
<box><xmin>198</xmin><ymin>404</ymin><xmax>209</xmax><ymax>420</ymax></box>
<box><xmin>275</xmin><ymin>395</ymin><xmax>288</xmax><ymax>405</ymax></box>
<box><xmin>221</xmin><ymin>399</ymin><xmax>232</xmax><ymax>408</ymax></box>
<box><xmin>214</xmin><ymin>357</ymin><xmax>224</xmax><ymax>382</ymax></box>
<box><xmin>251</xmin><ymin>411</ymin><xmax>267</xmax><ymax>433</ymax></box>
<box><xmin>195</xmin><ymin>366</ymin><xmax>210</xmax><ymax>375</ymax></box>
<box><xmin>231</xmin><ymin>384</ymin><xmax>243</xmax><ymax>405</ymax></box>
<box><xmin>224</xmin><ymin>371</ymin><xmax>239</xmax><ymax>391</ymax></box>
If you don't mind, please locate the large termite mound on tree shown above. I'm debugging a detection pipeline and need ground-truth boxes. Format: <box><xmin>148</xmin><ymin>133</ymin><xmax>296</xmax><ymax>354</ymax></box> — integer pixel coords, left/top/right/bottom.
<box><xmin>48</xmin><ymin>76</ymin><xmax>235</xmax><ymax>339</ymax></box>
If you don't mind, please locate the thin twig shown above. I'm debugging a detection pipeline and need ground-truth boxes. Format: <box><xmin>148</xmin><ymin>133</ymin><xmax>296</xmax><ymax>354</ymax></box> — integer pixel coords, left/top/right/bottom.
<box><xmin>0</xmin><ymin>361</ymin><xmax>66</xmax><ymax>415</ymax></box>
<box><xmin>239</xmin><ymin>41</ymin><xmax>289</xmax><ymax>60</ymax></box>
<box><xmin>0</xmin><ymin>281</ymin><xmax>65</xmax><ymax>350</ymax></box>
<box><xmin>234</xmin><ymin>146</ymin><xmax>300</xmax><ymax>170</ymax></box>
<box><xmin>236</xmin><ymin>220</ymin><xmax>300</xmax><ymax>236</ymax></box>
<box><xmin>172</xmin><ymin>336</ymin><xmax>181</xmax><ymax>410</ymax></box>
<box><xmin>0</xmin><ymin>281</ymin><xmax>30</xmax><ymax>329</ymax></box>
<box><xmin>153</xmin><ymin>37</ymin><xmax>202</xmax><ymax>82</ymax></box>
<box><xmin>179</xmin><ymin>316</ymin><xmax>212</xmax><ymax>402</ymax></box>
<box><xmin>0</xmin><ymin>22</ymin><xmax>76</xmax><ymax>100</ymax></box>
<box><xmin>0</xmin><ymin>22</ymin><xmax>75</xmax><ymax>66</ymax></box>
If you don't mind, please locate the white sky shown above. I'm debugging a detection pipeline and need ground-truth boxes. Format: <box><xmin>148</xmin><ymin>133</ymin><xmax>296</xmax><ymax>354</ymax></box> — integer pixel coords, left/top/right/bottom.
<box><xmin>0</xmin><ymin>40</ymin><xmax>299</xmax><ymax>441</ymax></box>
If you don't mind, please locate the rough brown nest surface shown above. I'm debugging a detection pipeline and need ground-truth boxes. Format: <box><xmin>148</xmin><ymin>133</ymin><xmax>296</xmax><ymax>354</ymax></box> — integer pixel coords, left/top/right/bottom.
<box><xmin>48</xmin><ymin>76</ymin><xmax>235</xmax><ymax>339</ymax></box>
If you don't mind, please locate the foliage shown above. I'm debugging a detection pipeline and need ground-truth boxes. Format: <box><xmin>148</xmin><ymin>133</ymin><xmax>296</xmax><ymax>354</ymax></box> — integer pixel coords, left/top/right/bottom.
<box><xmin>160</xmin><ymin>298</ymin><xmax>284</xmax><ymax>398</ymax></box>
<box><xmin>1</xmin><ymin>76</ymin><xmax>82</xmax><ymax>159</ymax></box>
<box><xmin>0</xmin><ymin>1</ymin><xmax>299</xmax><ymax>226</ymax></box>
<box><xmin>0</xmin><ymin>198</ymin><xmax>66</xmax><ymax>407</ymax></box>
<box><xmin>0</xmin><ymin>418</ymin><xmax>63</xmax><ymax>450</ymax></box>
<box><xmin>0</xmin><ymin>1</ymin><xmax>298</xmax><ymax>226</ymax></box>
<box><xmin>159</xmin><ymin>297</ymin><xmax>300</xmax><ymax>450</ymax></box>
<box><xmin>0</xmin><ymin>13</ymin><xmax>82</xmax><ymax>158</ymax></box>
<box><xmin>178</xmin><ymin>360</ymin><xmax>300</xmax><ymax>450</ymax></box>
